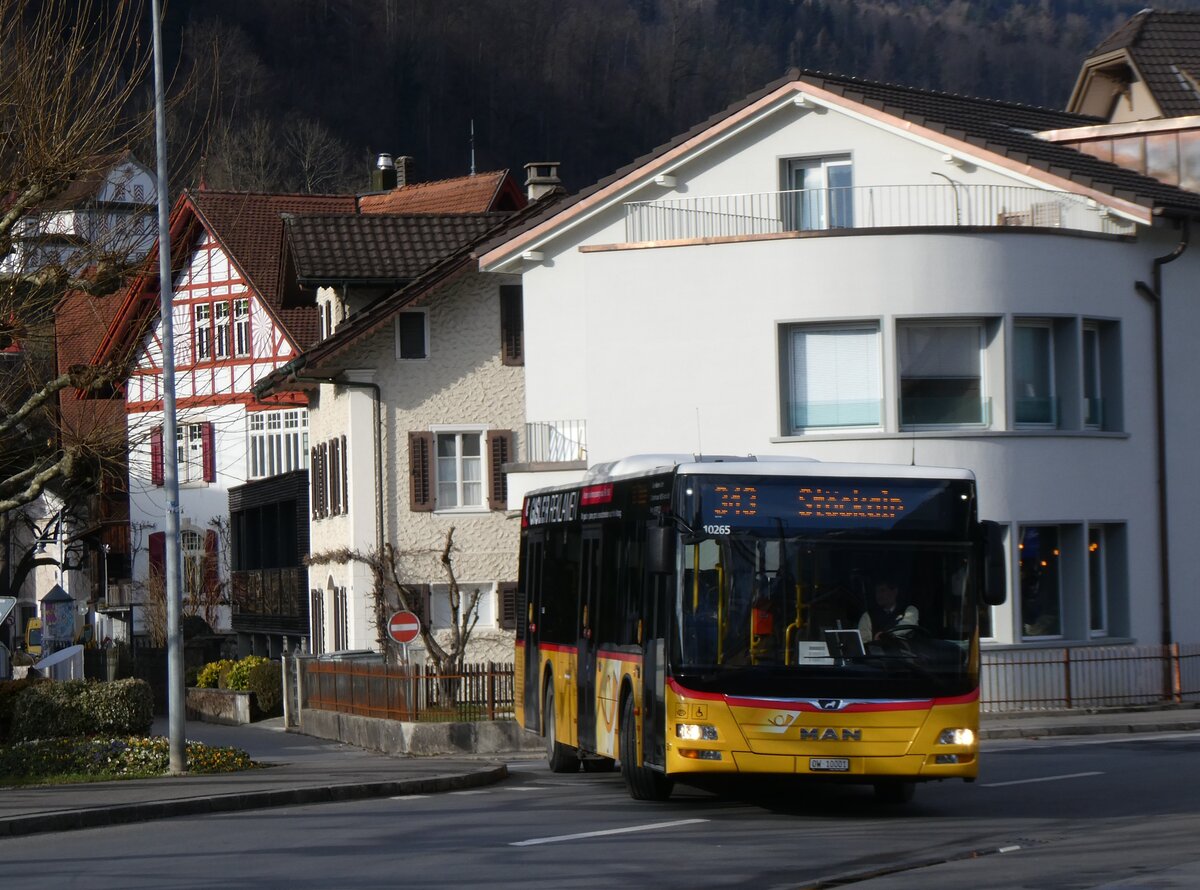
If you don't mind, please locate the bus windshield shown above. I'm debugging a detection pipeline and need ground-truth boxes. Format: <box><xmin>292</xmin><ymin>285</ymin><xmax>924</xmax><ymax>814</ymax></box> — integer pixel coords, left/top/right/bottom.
<box><xmin>674</xmin><ymin>534</ymin><xmax>976</xmax><ymax>697</ymax></box>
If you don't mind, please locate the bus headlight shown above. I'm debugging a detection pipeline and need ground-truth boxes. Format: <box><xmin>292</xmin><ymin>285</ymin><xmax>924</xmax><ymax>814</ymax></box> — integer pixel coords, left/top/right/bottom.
<box><xmin>676</xmin><ymin>723</ymin><xmax>718</xmax><ymax>741</ymax></box>
<box><xmin>937</xmin><ymin>728</ymin><xmax>975</xmax><ymax>746</ymax></box>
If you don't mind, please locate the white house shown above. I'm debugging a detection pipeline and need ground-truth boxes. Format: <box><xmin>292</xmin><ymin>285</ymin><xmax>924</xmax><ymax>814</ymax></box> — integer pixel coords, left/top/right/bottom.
<box><xmin>257</xmin><ymin>190</ymin><xmax>545</xmax><ymax>661</ymax></box>
<box><xmin>479</xmin><ymin>69</ymin><xmax>1200</xmax><ymax>652</ymax></box>
<box><xmin>94</xmin><ymin>189</ymin><xmax>356</xmax><ymax>639</ymax></box>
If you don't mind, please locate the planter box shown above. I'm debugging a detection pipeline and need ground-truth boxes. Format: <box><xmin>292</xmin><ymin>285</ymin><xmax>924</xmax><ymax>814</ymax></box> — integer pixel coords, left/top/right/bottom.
<box><xmin>186</xmin><ymin>687</ymin><xmax>253</xmax><ymax>725</ymax></box>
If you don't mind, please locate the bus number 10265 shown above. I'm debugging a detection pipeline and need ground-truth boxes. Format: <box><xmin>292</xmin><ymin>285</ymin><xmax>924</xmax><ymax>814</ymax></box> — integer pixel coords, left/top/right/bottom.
<box><xmin>703</xmin><ymin>524</ymin><xmax>731</xmax><ymax>535</ymax></box>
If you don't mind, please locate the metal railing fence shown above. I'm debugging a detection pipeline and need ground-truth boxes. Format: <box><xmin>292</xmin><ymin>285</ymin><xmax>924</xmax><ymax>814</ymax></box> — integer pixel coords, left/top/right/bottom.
<box><xmin>625</xmin><ymin>184</ymin><xmax>1135</xmax><ymax>242</ymax></box>
<box><xmin>525</xmin><ymin>419</ymin><xmax>587</xmax><ymax>463</ymax></box>
<box><xmin>300</xmin><ymin>658</ymin><xmax>515</xmax><ymax>722</ymax></box>
<box><xmin>982</xmin><ymin>643</ymin><xmax>1200</xmax><ymax>712</ymax></box>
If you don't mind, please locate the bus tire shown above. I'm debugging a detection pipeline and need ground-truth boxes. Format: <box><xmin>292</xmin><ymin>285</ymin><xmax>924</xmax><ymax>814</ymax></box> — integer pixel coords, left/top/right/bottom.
<box><xmin>873</xmin><ymin>780</ymin><xmax>915</xmax><ymax>804</ymax></box>
<box><xmin>620</xmin><ymin>694</ymin><xmax>673</xmax><ymax>801</ymax></box>
<box><xmin>544</xmin><ymin>685</ymin><xmax>579</xmax><ymax>773</ymax></box>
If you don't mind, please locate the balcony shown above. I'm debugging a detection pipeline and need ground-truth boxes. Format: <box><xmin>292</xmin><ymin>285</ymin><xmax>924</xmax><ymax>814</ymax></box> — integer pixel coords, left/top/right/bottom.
<box><xmin>231</xmin><ymin>567</ymin><xmax>309</xmax><ymax>635</ymax></box>
<box><xmin>524</xmin><ymin>420</ymin><xmax>587</xmax><ymax>464</ymax></box>
<box><xmin>623</xmin><ymin>184</ymin><xmax>1135</xmax><ymax>243</ymax></box>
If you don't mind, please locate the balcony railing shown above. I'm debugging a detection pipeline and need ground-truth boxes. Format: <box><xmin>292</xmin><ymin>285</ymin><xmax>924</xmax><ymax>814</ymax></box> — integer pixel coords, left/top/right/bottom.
<box><xmin>232</xmin><ymin>567</ymin><xmax>307</xmax><ymax>619</ymax></box>
<box><xmin>525</xmin><ymin>419</ymin><xmax>587</xmax><ymax>463</ymax></box>
<box><xmin>624</xmin><ymin>184</ymin><xmax>1135</xmax><ymax>243</ymax></box>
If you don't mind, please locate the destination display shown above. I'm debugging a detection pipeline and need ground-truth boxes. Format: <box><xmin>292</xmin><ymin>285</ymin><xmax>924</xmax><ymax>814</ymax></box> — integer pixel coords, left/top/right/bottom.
<box><xmin>689</xmin><ymin>477</ymin><xmax>969</xmax><ymax>533</ymax></box>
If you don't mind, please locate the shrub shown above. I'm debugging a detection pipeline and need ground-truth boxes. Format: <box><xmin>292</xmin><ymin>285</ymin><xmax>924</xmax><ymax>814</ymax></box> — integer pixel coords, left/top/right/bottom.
<box><xmin>0</xmin><ymin>735</ymin><xmax>256</xmax><ymax>781</ymax></box>
<box><xmin>195</xmin><ymin>659</ymin><xmax>234</xmax><ymax>689</ymax></box>
<box><xmin>224</xmin><ymin>655</ymin><xmax>270</xmax><ymax>692</ymax></box>
<box><xmin>9</xmin><ymin>679</ymin><xmax>154</xmax><ymax>741</ymax></box>
<box><xmin>246</xmin><ymin>660</ymin><xmax>282</xmax><ymax>717</ymax></box>
<box><xmin>0</xmin><ymin>677</ymin><xmax>45</xmax><ymax>742</ymax></box>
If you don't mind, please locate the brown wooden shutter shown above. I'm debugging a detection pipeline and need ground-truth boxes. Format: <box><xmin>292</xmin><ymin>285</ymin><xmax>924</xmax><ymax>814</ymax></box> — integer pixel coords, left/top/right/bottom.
<box><xmin>341</xmin><ymin>434</ymin><xmax>349</xmax><ymax>514</ymax></box>
<box><xmin>202</xmin><ymin>422</ymin><xmax>216</xmax><ymax>482</ymax></box>
<box><xmin>329</xmin><ymin>438</ymin><xmax>341</xmax><ymax>515</ymax></box>
<box><xmin>402</xmin><ymin>583</ymin><xmax>431</xmax><ymax>626</ymax></box>
<box><xmin>203</xmin><ymin>529</ymin><xmax>219</xmax><ymax>598</ymax></box>
<box><xmin>150</xmin><ymin>427</ymin><xmax>164</xmax><ymax>487</ymax></box>
<box><xmin>498</xmin><ymin>581</ymin><xmax>518</xmax><ymax>630</ymax></box>
<box><xmin>487</xmin><ymin>429</ymin><xmax>512</xmax><ymax>510</ymax></box>
<box><xmin>310</xmin><ymin>447</ymin><xmax>319</xmax><ymax>519</ymax></box>
<box><xmin>500</xmin><ymin>285</ymin><xmax>523</xmax><ymax>366</ymax></box>
<box><xmin>408</xmin><ymin>431</ymin><xmax>434</xmax><ymax>512</ymax></box>
<box><xmin>318</xmin><ymin>442</ymin><xmax>328</xmax><ymax>517</ymax></box>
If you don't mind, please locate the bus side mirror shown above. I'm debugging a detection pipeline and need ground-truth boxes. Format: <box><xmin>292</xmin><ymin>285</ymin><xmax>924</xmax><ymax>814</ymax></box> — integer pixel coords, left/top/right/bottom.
<box><xmin>646</xmin><ymin>524</ymin><xmax>676</xmax><ymax>575</ymax></box>
<box><xmin>981</xmin><ymin>520</ymin><xmax>1007</xmax><ymax>606</ymax></box>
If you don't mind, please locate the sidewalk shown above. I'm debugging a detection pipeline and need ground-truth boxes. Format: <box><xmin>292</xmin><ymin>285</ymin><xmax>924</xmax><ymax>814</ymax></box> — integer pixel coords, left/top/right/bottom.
<box><xmin>1</xmin><ymin>706</ymin><xmax>1197</xmax><ymax>839</ymax></box>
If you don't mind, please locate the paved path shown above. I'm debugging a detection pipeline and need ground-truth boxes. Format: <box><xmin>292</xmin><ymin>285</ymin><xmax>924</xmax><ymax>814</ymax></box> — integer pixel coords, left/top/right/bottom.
<box><xmin>1</xmin><ymin>705</ymin><xmax>1197</xmax><ymax>839</ymax></box>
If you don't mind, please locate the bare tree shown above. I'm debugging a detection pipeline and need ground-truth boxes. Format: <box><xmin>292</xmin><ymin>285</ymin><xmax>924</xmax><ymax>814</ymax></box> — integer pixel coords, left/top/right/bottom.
<box><xmin>0</xmin><ymin>0</ymin><xmax>162</xmax><ymax>593</ymax></box>
<box><xmin>309</xmin><ymin>527</ymin><xmax>483</xmax><ymax>678</ymax></box>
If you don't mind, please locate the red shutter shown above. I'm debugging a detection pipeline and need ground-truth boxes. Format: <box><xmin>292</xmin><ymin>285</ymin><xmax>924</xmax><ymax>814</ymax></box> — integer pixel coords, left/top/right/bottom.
<box><xmin>409</xmin><ymin>431</ymin><xmax>434</xmax><ymax>512</ymax></box>
<box><xmin>487</xmin><ymin>430</ymin><xmax>513</xmax><ymax>510</ymax></box>
<box><xmin>202</xmin><ymin>421</ymin><xmax>216</xmax><ymax>482</ymax></box>
<box><xmin>150</xmin><ymin>427</ymin><xmax>164</xmax><ymax>487</ymax></box>
<box><xmin>203</xmin><ymin>529</ymin><xmax>219</xmax><ymax>598</ymax></box>
<box><xmin>149</xmin><ymin>531</ymin><xmax>165</xmax><ymax>582</ymax></box>
<box><xmin>500</xmin><ymin>285</ymin><xmax>523</xmax><ymax>366</ymax></box>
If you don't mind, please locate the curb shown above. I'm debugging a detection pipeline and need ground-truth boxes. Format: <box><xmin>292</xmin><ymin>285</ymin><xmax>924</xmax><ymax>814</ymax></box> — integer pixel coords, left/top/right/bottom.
<box><xmin>980</xmin><ymin>720</ymin><xmax>1200</xmax><ymax>740</ymax></box>
<box><xmin>0</xmin><ymin>763</ymin><xmax>507</xmax><ymax>839</ymax></box>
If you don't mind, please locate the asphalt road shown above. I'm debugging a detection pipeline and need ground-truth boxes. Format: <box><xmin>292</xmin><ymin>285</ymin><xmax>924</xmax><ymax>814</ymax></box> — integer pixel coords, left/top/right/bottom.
<box><xmin>4</xmin><ymin>731</ymin><xmax>1199</xmax><ymax>889</ymax></box>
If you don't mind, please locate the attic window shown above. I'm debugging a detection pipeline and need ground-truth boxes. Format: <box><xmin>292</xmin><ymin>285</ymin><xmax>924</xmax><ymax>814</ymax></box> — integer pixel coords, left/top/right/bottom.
<box><xmin>396</xmin><ymin>309</ymin><xmax>428</xmax><ymax>360</ymax></box>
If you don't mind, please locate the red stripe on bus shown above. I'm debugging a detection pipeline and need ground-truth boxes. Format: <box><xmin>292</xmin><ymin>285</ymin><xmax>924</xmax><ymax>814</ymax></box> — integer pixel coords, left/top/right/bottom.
<box><xmin>537</xmin><ymin>642</ymin><xmax>578</xmax><ymax>655</ymax></box>
<box><xmin>596</xmin><ymin>650</ymin><xmax>643</xmax><ymax>664</ymax></box>
<box><xmin>668</xmin><ymin>678</ymin><xmax>979</xmax><ymax>712</ymax></box>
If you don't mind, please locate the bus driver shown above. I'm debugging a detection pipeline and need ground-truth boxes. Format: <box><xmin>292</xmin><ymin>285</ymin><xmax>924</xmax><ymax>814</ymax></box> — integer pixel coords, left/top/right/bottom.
<box><xmin>858</xmin><ymin>577</ymin><xmax>919</xmax><ymax>640</ymax></box>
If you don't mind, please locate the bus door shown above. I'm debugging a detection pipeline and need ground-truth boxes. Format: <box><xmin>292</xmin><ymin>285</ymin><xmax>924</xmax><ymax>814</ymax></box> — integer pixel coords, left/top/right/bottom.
<box><xmin>577</xmin><ymin>527</ymin><xmax>602</xmax><ymax>753</ymax></box>
<box><xmin>522</xmin><ymin>532</ymin><xmax>545</xmax><ymax>731</ymax></box>
<box><xmin>642</xmin><ymin>570</ymin><xmax>670</xmax><ymax>768</ymax></box>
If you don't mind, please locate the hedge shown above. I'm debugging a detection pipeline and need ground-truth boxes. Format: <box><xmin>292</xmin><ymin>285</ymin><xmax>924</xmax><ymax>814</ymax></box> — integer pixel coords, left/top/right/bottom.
<box><xmin>6</xmin><ymin>679</ymin><xmax>154</xmax><ymax>742</ymax></box>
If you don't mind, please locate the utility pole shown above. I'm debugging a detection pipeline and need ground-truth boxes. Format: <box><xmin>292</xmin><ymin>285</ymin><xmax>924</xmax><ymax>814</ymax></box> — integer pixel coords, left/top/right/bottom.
<box><xmin>151</xmin><ymin>0</ymin><xmax>186</xmax><ymax>775</ymax></box>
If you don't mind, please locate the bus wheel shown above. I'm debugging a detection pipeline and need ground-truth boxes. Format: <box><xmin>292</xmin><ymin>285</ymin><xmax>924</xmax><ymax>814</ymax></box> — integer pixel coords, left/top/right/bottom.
<box><xmin>620</xmin><ymin>695</ymin><xmax>673</xmax><ymax>801</ymax></box>
<box><xmin>581</xmin><ymin>757</ymin><xmax>617</xmax><ymax>773</ymax></box>
<box><xmin>544</xmin><ymin>685</ymin><xmax>579</xmax><ymax>773</ymax></box>
<box><xmin>873</xmin><ymin>781</ymin><xmax>915</xmax><ymax>804</ymax></box>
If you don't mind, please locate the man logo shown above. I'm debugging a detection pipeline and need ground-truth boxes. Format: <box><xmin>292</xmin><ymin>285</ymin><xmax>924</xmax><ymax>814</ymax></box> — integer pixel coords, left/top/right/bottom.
<box><xmin>817</xmin><ymin>699</ymin><xmax>845</xmax><ymax>711</ymax></box>
<box><xmin>800</xmin><ymin>727</ymin><xmax>863</xmax><ymax>741</ymax></box>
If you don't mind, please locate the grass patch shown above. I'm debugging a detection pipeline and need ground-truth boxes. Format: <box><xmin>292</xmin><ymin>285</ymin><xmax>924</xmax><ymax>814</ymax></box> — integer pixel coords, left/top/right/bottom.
<box><xmin>0</xmin><ymin>736</ymin><xmax>259</xmax><ymax>786</ymax></box>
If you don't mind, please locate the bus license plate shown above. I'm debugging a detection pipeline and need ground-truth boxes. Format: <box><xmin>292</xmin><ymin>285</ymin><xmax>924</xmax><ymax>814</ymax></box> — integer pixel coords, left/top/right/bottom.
<box><xmin>809</xmin><ymin>757</ymin><xmax>850</xmax><ymax>772</ymax></box>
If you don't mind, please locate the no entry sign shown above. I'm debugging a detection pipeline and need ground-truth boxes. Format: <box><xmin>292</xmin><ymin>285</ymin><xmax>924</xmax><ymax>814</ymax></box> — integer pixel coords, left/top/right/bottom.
<box><xmin>387</xmin><ymin>610</ymin><xmax>421</xmax><ymax>644</ymax></box>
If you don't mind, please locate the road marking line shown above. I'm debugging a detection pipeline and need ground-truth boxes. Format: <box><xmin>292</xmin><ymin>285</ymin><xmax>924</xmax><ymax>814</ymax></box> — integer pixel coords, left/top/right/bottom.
<box><xmin>390</xmin><ymin>795</ymin><xmax>430</xmax><ymax>800</ymax></box>
<box><xmin>982</xmin><ymin>770</ymin><xmax>1103</xmax><ymax>787</ymax></box>
<box><xmin>510</xmin><ymin>818</ymin><xmax>709</xmax><ymax>847</ymax></box>
<box><xmin>503</xmin><ymin>786</ymin><xmax>543</xmax><ymax>792</ymax></box>
<box><xmin>451</xmin><ymin>789</ymin><xmax>492</xmax><ymax>795</ymax></box>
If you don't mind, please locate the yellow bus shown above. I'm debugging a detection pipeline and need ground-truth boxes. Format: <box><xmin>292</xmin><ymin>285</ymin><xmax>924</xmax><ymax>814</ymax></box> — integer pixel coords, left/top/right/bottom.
<box><xmin>515</xmin><ymin>455</ymin><xmax>1006</xmax><ymax>802</ymax></box>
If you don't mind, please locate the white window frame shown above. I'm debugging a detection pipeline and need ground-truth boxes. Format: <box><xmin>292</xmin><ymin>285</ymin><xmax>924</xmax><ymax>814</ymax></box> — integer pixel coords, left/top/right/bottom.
<box><xmin>214</xmin><ymin>300</ymin><xmax>231</xmax><ymax>359</ymax></box>
<box><xmin>897</xmin><ymin>320</ymin><xmax>988</xmax><ymax>428</ymax></box>
<box><xmin>194</xmin><ymin>303</ymin><xmax>212</xmax><ymax>361</ymax></box>
<box><xmin>783</xmin><ymin>322</ymin><xmax>882</xmax><ymax>431</ymax></box>
<box><xmin>233</xmin><ymin>298</ymin><xmax>250</xmax><ymax>357</ymax></box>
<box><xmin>429</xmin><ymin>581</ymin><xmax>493</xmax><ymax>630</ymax></box>
<box><xmin>431</xmin><ymin>424</ymin><xmax>486</xmax><ymax>512</ymax></box>
<box><xmin>783</xmin><ymin>155</ymin><xmax>854</xmax><ymax>230</ymax></box>
<box><xmin>177</xmin><ymin>422</ymin><xmax>206</xmax><ymax>484</ymax></box>
<box><xmin>248</xmin><ymin>408</ymin><xmax>309</xmax><ymax>479</ymax></box>
<box><xmin>1013</xmin><ymin>319</ymin><xmax>1056</xmax><ymax>427</ymax></box>
<box><xmin>395</xmin><ymin>309</ymin><xmax>429</xmax><ymax>360</ymax></box>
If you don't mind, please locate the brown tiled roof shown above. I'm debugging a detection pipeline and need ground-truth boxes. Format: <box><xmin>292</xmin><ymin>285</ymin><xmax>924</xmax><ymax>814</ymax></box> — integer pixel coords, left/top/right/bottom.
<box><xmin>284</xmin><ymin>213</ymin><xmax>511</xmax><ymax>283</ymax></box>
<box><xmin>481</xmin><ymin>67</ymin><xmax>1200</xmax><ymax>257</ymax></box>
<box><xmin>357</xmin><ymin>170</ymin><xmax>524</xmax><ymax>213</ymax></box>
<box><xmin>1090</xmin><ymin>10</ymin><xmax>1200</xmax><ymax>117</ymax></box>
<box><xmin>56</xmin><ymin>289</ymin><xmax>126</xmax><ymax>442</ymax></box>
<box><xmin>189</xmin><ymin>190</ymin><xmax>356</xmax><ymax>349</ymax></box>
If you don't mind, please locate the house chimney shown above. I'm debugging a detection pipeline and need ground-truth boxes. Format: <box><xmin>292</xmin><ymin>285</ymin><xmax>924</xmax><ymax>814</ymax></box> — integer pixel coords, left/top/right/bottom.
<box><xmin>524</xmin><ymin>161</ymin><xmax>561</xmax><ymax>200</ymax></box>
<box><xmin>372</xmin><ymin>153</ymin><xmax>397</xmax><ymax>191</ymax></box>
<box><xmin>395</xmin><ymin>155</ymin><xmax>413</xmax><ymax>187</ymax></box>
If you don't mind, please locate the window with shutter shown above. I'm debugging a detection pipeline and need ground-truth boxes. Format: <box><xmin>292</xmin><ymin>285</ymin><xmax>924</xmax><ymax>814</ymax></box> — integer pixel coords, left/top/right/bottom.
<box><xmin>341</xmin><ymin>435</ymin><xmax>349</xmax><ymax>514</ymax></box>
<box><xmin>149</xmin><ymin>531</ymin><xmax>165</xmax><ymax>582</ymax></box>
<box><xmin>310</xmin><ymin>447</ymin><xmax>320</xmax><ymax>519</ymax></box>
<box><xmin>487</xmin><ymin>430</ymin><xmax>512</xmax><ymax>510</ymax></box>
<box><xmin>500</xmin><ymin>285</ymin><xmax>523</xmax><ymax>366</ymax></box>
<box><xmin>150</xmin><ymin>427</ymin><xmax>164</xmax><ymax>487</ymax></box>
<box><xmin>203</xmin><ymin>529</ymin><xmax>219</xmax><ymax>597</ymax></box>
<box><xmin>402</xmin><ymin>583</ymin><xmax>431</xmax><ymax>626</ymax></box>
<box><xmin>202</xmin><ymin>422</ymin><xmax>216</xmax><ymax>482</ymax></box>
<box><xmin>498</xmin><ymin>582</ymin><xmax>518</xmax><ymax>630</ymax></box>
<box><xmin>408</xmin><ymin>431</ymin><xmax>434</xmax><ymax>512</ymax></box>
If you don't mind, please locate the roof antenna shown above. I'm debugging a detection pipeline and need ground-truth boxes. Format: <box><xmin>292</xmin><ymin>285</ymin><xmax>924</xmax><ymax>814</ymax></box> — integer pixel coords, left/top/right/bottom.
<box><xmin>469</xmin><ymin>119</ymin><xmax>476</xmax><ymax>176</ymax></box>
<box><xmin>696</xmin><ymin>407</ymin><xmax>703</xmax><ymax>458</ymax></box>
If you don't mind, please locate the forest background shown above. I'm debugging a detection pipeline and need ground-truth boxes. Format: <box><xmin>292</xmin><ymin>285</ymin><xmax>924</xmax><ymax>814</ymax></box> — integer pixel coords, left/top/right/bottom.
<box><xmin>140</xmin><ymin>0</ymin><xmax>1200</xmax><ymax>193</ymax></box>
